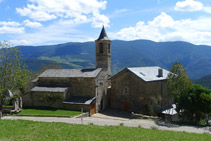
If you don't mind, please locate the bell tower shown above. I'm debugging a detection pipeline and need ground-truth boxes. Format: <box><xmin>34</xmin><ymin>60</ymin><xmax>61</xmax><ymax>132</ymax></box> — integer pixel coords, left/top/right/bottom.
<box><xmin>95</xmin><ymin>26</ymin><xmax>111</xmax><ymax>75</ymax></box>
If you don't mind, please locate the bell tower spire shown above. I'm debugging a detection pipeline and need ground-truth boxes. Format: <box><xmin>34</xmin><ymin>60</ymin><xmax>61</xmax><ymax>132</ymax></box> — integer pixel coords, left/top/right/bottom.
<box><xmin>95</xmin><ymin>26</ymin><xmax>111</xmax><ymax>76</ymax></box>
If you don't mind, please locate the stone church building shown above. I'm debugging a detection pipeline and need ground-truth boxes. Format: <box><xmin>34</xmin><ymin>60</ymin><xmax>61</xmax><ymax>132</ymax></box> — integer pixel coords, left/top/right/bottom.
<box><xmin>23</xmin><ymin>26</ymin><xmax>173</xmax><ymax>116</ymax></box>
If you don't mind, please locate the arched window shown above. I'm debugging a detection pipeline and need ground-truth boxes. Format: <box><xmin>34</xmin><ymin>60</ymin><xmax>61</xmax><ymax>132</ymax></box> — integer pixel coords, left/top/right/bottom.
<box><xmin>99</xmin><ymin>43</ymin><xmax>103</xmax><ymax>53</ymax></box>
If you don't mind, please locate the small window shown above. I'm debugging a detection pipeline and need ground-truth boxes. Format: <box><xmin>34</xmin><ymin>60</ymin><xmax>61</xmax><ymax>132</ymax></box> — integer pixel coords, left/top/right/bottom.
<box><xmin>99</xmin><ymin>43</ymin><xmax>103</xmax><ymax>53</ymax></box>
<box><xmin>108</xmin><ymin>43</ymin><xmax>110</xmax><ymax>53</ymax></box>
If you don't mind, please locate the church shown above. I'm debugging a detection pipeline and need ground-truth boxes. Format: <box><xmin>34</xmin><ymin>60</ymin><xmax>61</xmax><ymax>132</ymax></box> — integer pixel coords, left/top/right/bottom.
<box><xmin>23</xmin><ymin>26</ymin><xmax>173</xmax><ymax>116</ymax></box>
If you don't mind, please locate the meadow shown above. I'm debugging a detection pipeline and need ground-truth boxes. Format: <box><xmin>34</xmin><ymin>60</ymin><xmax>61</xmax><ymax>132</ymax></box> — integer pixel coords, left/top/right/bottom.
<box><xmin>0</xmin><ymin>120</ymin><xmax>210</xmax><ymax>140</ymax></box>
<box><xmin>16</xmin><ymin>107</ymin><xmax>81</xmax><ymax>117</ymax></box>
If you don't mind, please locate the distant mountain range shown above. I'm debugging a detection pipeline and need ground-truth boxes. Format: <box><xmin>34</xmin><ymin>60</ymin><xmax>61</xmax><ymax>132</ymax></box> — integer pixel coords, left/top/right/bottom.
<box><xmin>193</xmin><ymin>75</ymin><xmax>211</xmax><ymax>89</ymax></box>
<box><xmin>16</xmin><ymin>39</ymin><xmax>211</xmax><ymax>79</ymax></box>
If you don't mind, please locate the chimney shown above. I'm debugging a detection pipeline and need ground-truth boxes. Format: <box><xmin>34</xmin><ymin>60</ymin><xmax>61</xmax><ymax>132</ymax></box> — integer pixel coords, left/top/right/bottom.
<box><xmin>158</xmin><ymin>68</ymin><xmax>163</xmax><ymax>77</ymax></box>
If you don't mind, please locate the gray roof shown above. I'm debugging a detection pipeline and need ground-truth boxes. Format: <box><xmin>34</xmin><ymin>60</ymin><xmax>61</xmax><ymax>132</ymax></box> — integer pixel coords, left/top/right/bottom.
<box><xmin>31</xmin><ymin>86</ymin><xmax>68</xmax><ymax>93</ymax></box>
<box><xmin>63</xmin><ymin>96</ymin><xmax>96</xmax><ymax>105</ymax></box>
<box><xmin>127</xmin><ymin>66</ymin><xmax>170</xmax><ymax>82</ymax></box>
<box><xmin>97</xmin><ymin>26</ymin><xmax>110</xmax><ymax>41</ymax></box>
<box><xmin>32</xmin><ymin>78</ymin><xmax>38</xmax><ymax>83</ymax></box>
<box><xmin>38</xmin><ymin>68</ymin><xmax>102</xmax><ymax>78</ymax></box>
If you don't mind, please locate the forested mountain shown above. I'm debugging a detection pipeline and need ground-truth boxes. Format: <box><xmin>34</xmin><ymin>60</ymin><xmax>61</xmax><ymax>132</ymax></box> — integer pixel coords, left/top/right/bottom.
<box><xmin>193</xmin><ymin>75</ymin><xmax>211</xmax><ymax>89</ymax></box>
<box><xmin>17</xmin><ymin>39</ymin><xmax>211</xmax><ymax>79</ymax></box>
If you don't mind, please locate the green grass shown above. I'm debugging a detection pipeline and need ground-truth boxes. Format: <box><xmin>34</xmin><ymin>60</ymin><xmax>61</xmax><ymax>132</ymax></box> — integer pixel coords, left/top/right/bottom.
<box><xmin>17</xmin><ymin>107</ymin><xmax>80</xmax><ymax>117</ymax></box>
<box><xmin>0</xmin><ymin>120</ymin><xmax>210</xmax><ymax>140</ymax></box>
<box><xmin>2</xmin><ymin>105</ymin><xmax>13</xmax><ymax>108</ymax></box>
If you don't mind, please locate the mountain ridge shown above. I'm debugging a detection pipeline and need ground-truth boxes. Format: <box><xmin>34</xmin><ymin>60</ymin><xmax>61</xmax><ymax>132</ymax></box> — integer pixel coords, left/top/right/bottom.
<box><xmin>16</xmin><ymin>39</ymin><xmax>211</xmax><ymax>79</ymax></box>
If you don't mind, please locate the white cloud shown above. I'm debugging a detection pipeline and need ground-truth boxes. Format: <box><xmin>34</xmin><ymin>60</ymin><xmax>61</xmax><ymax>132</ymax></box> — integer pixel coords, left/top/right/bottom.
<box><xmin>203</xmin><ymin>7</ymin><xmax>211</xmax><ymax>13</ymax></box>
<box><xmin>174</xmin><ymin>0</ymin><xmax>203</xmax><ymax>12</ymax></box>
<box><xmin>16</xmin><ymin>0</ymin><xmax>109</xmax><ymax>27</ymax></box>
<box><xmin>92</xmin><ymin>12</ymin><xmax>110</xmax><ymax>27</ymax></box>
<box><xmin>10</xmin><ymin>39</ymin><xmax>32</xmax><ymax>45</ymax></box>
<box><xmin>174</xmin><ymin>0</ymin><xmax>211</xmax><ymax>13</ymax></box>
<box><xmin>0</xmin><ymin>21</ymin><xmax>24</xmax><ymax>34</ymax></box>
<box><xmin>0</xmin><ymin>26</ymin><xmax>24</xmax><ymax>34</ymax></box>
<box><xmin>23</xmin><ymin>20</ymin><xmax>42</xmax><ymax>28</ymax></box>
<box><xmin>10</xmin><ymin>19</ymin><xmax>96</xmax><ymax>45</ymax></box>
<box><xmin>115</xmin><ymin>12</ymin><xmax>211</xmax><ymax>45</ymax></box>
<box><xmin>0</xmin><ymin>21</ymin><xmax>21</xmax><ymax>27</ymax></box>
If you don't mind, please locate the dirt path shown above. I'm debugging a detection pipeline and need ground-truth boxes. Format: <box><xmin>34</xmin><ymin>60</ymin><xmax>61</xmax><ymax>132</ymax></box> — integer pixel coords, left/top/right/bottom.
<box><xmin>2</xmin><ymin>116</ymin><xmax>210</xmax><ymax>134</ymax></box>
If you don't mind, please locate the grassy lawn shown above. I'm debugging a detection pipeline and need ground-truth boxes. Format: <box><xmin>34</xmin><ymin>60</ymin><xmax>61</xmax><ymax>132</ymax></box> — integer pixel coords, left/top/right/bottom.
<box><xmin>16</xmin><ymin>107</ymin><xmax>81</xmax><ymax>117</ymax></box>
<box><xmin>2</xmin><ymin>105</ymin><xmax>13</xmax><ymax>108</ymax></box>
<box><xmin>0</xmin><ymin>120</ymin><xmax>210</xmax><ymax>140</ymax></box>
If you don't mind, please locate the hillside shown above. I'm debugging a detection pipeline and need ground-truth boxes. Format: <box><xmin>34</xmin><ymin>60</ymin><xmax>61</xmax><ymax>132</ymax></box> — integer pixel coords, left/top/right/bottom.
<box><xmin>193</xmin><ymin>75</ymin><xmax>211</xmax><ymax>89</ymax></box>
<box><xmin>17</xmin><ymin>40</ymin><xmax>211</xmax><ymax>79</ymax></box>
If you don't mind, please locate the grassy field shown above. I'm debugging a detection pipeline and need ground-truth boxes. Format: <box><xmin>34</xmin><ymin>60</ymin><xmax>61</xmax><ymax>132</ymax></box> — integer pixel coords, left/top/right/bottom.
<box><xmin>16</xmin><ymin>107</ymin><xmax>80</xmax><ymax>117</ymax></box>
<box><xmin>0</xmin><ymin>120</ymin><xmax>210</xmax><ymax>140</ymax></box>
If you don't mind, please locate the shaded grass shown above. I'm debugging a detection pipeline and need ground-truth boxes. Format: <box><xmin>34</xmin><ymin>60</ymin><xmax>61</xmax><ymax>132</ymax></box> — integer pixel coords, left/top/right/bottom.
<box><xmin>0</xmin><ymin>120</ymin><xmax>210</xmax><ymax>140</ymax></box>
<box><xmin>2</xmin><ymin>105</ymin><xmax>13</xmax><ymax>108</ymax></box>
<box><xmin>17</xmin><ymin>107</ymin><xmax>80</xmax><ymax>117</ymax></box>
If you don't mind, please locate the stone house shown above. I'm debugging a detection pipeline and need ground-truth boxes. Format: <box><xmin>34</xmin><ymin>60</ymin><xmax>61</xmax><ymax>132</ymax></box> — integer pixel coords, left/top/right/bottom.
<box><xmin>108</xmin><ymin>67</ymin><xmax>173</xmax><ymax>115</ymax></box>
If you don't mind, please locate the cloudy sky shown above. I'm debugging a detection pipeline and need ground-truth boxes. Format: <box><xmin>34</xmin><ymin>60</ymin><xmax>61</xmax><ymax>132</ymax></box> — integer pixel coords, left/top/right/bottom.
<box><xmin>1</xmin><ymin>0</ymin><xmax>211</xmax><ymax>46</ymax></box>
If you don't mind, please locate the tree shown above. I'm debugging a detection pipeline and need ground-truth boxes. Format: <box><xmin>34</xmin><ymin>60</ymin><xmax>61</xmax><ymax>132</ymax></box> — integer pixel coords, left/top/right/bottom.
<box><xmin>167</xmin><ymin>62</ymin><xmax>192</xmax><ymax>103</ymax></box>
<box><xmin>179</xmin><ymin>85</ymin><xmax>211</xmax><ymax>123</ymax></box>
<box><xmin>0</xmin><ymin>41</ymin><xmax>31</xmax><ymax>107</ymax></box>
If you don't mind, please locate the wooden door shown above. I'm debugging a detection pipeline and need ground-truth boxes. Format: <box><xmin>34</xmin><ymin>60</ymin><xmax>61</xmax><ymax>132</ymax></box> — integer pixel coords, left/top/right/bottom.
<box><xmin>124</xmin><ymin>101</ymin><xmax>129</xmax><ymax>111</ymax></box>
<box><xmin>90</xmin><ymin>104</ymin><xmax>96</xmax><ymax>115</ymax></box>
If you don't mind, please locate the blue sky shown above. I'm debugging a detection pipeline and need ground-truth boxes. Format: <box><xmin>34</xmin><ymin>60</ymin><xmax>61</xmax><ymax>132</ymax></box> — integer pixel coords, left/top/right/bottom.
<box><xmin>1</xmin><ymin>0</ymin><xmax>211</xmax><ymax>46</ymax></box>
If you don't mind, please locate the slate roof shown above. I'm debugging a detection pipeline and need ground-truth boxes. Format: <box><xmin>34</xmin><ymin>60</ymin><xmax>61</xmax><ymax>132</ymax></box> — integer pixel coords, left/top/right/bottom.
<box><xmin>31</xmin><ymin>86</ymin><xmax>68</xmax><ymax>93</ymax></box>
<box><xmin>38</xmin><ymin>68</ymin><xmax>102</xmax><ymax>78</ymax></box>
<box><xmin>31</xmin><ymin>78</ymin><xmax>38</xmax><ymax>83</ymax></box>
<box><xmin>63</xmin><ymin>96</ymin><xmax>96</xmax><ymax>105</ymax></box>
<box><xmin>127</xmin><ymin>66</ymin><xmax>170</xmax><ymax>82</ymax></box>
<box><xmin>97</xmin><ymin>26</ymin><xmax>110</xmax><ymax>41</ymax></box>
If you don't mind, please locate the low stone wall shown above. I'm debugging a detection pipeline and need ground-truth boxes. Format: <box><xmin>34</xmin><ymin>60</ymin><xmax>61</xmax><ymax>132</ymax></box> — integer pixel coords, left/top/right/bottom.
<box><xmin>131</xmin><ymin>112</ymin><xmax>159</xmax><ymax>120</ymax></box>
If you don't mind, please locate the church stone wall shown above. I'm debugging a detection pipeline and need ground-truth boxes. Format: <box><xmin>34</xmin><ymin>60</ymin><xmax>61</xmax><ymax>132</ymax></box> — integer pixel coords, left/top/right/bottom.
<box><xmin>38</xmin><ymin>77</ymin><xmax>69</xmax><ymax>86</ymax></box>
<box><xmin>66</xmin><ymin>78</ymin><xmax>96</xmax><ymax>99</ymax></box>
<box><xmin>95</xmin><ymin>71</ymin><xmax>111</xmax><ymax>113</ymax></box>
<box><xmin>109</xmin><ymin>69</ymin><xmax>173</xmax><ymax>116</ymax></box>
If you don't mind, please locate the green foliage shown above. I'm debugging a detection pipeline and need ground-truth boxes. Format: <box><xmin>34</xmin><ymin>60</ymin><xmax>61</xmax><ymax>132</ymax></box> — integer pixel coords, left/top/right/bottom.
<box><xmin>167</xmin><ymin>62</ymin><xmax>192</xmax><ymax>103</ymax></box>
<box><xmin>0</xmin><ymin>41</ymin><xmax>31</xmax><ymax>102</ymax></box>
<box><xmin>193</xmin><ymin>75</ymin><xmax>211</xmax><ymax>90</ymax></box>
<box><xmin>0</xmin><ymin>120</ymin><xmax>210</xmax><ymax>140</ymax></box>
<box><xmin>179</xmin><ymin>85</ymin><xmax>211</xmax><ymax>123</ymax></box>
<box><xmin>167</xmin><ymin>63</ymin><xmax>211</xmax><ymax>123</ymax></box>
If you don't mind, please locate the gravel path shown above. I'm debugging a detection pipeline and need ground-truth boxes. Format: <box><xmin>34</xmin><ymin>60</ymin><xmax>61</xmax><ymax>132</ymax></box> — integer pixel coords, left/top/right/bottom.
<box><xmin>2</xmin><ymin>116</ymin><xmax>211</xmax><ymax>134</ymax></box>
